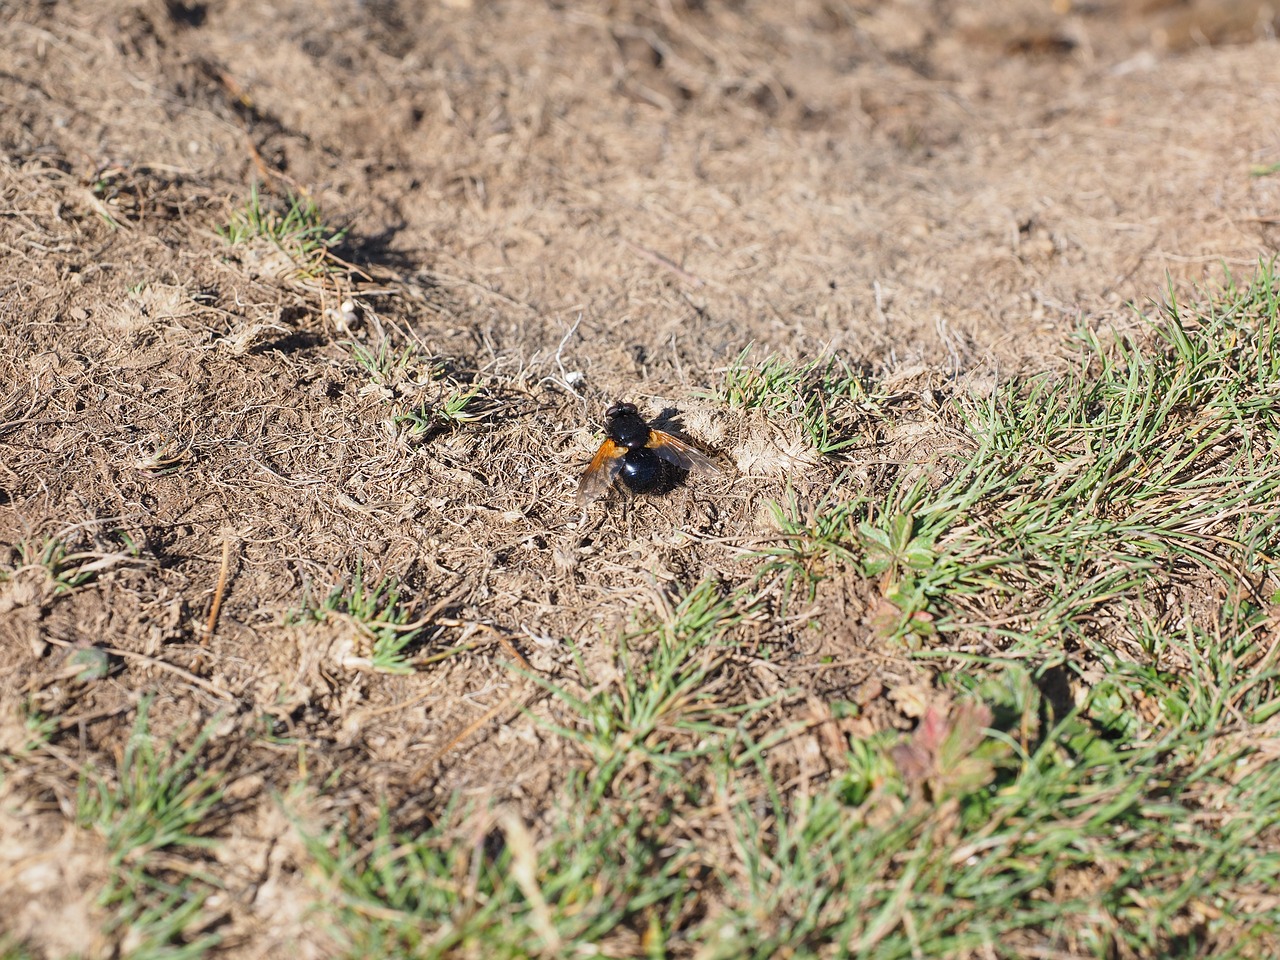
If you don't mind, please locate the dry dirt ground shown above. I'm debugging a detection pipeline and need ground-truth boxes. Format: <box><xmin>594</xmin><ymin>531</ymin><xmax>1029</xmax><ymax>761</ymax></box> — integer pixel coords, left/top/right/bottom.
<box><xmin>2</xmin><ymin>0</ymin><xmax>1280</xmax><ymax>956</ymax></box>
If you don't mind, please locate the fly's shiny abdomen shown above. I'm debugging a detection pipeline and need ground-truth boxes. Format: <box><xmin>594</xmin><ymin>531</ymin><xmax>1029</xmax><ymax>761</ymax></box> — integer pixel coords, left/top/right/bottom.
<box><xmin>617</xmin><ymin>446</ymin><xmax>670</xmax><ymax>493</ymax></box>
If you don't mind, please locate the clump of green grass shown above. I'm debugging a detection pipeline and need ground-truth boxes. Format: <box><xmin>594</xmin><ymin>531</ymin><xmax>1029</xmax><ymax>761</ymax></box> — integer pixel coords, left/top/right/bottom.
<box><xmin>713</xmin><ymin>268</ymin><xmax>1280</xmax><ymax>953</ymax></box>
<box><xmin>306</xmin><ymin>775</ymin><xmax>699</xmax><ymax>959</ymax></box>
<box><xmin>9</xmin><ymin>532</ymin><xmax>141</xmax><ymax>595</ymax></box>
<box><xmin>717</xmin><ymin>348</ymin><xmax>872</xmax><ymax>455</ymax></box>
<box><xmin>304</xmin><ymin>649</ymin><xmax>1280</xmax><ymax>958</ymax></box>
<box><xmin>533</xmin><ymin>578</ymin><xmax>772</xmax><ymax>801</ymax></box>
<box><xmin>13</xmin><ymin>537</ymin><xmax>100</xmax><ymax>593</ymax></box>
<box><xmin>307</xmin><ymin>578</ymin><xmax>762</xmax><ymax>956</ymax></box>
<box><xmin>755</xmin><ymin>486</ymin><xmax>948</xmax><ymax>642</ymax></box>
<box><xmin>348</xmin><ymin>338</ymin><xmax>435</xmax><ymax>388</ymax></box>
<box><xmin>76</xmin><ymin>698</ymin><xmax>224</xmax><ymax>959</ymax></box>
<box><xmin>752</xmin><ymin>488</ymin><xmax>862</xmax><ymax>605</ymax></box>
<box><xmin>0</xmin><ymin>700</ymin><xmax>58</xmax><ymax>762</ymax></box>
<box><xmin>344</xmin><ymin>332</ymin><xmax>490</xmax><ymax>439</ymax></box>
<box><xmin>219</xmin><ymin>183</ymin><xmax>348</xmax><ymax>280</ymax></box>
<box><xmin>762</xmin><ymin>267</ymin><xmax>1280</xmax><ymax>650</ymax></box>
<box><xmin>295</xmin><ymin>563</ymin><xmax>426</xmax><ymax>674</ymax></box>
<box><xmin>1085</xmin><ymin>592</ymin><xmax>1280</xmax><ymax>735</ymax></box>
<box><xmin>702</xmin><ymin>669</ymin><xmax>1280</xmax><ymax>959</ymax></box>
<box><xmin>918</xmin><ymin>273</ymin><xmax>1280</xmax><ymax>645</ymax></box>
<box><xmin>394</xmin><ymin>382</ymin><xmax>487</xmax><ymax>439</ymax></box>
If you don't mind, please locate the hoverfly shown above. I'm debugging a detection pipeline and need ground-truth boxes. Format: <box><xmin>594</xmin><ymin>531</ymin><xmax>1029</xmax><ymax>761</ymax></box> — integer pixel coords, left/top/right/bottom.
<box><xmin>577</xmin><ymin>401</ymin><xmax>720</xmax><ymax>505</ymax></box>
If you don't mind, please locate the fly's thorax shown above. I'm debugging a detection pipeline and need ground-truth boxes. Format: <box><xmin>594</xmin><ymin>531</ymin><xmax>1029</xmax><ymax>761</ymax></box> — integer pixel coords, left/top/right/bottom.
<box><xmin>605</xmin><ymin>411</ymin><xmax>652</xmax><ymax>449</ymax></box>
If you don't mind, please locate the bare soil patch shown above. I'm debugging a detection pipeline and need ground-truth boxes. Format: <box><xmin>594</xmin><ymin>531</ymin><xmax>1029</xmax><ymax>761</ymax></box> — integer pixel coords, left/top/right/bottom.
<box><xmin>3</xmin><ymin>0</ymin><xmax>1279</xmax><ymax>955</ymax></box>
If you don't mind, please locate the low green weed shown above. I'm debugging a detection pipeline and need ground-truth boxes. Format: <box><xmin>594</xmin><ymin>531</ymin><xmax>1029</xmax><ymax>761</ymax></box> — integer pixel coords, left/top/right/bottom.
<box><xmin>533</xmin><ymin>579</ymin><xmax>770</xmax><ymax>800</ymax></box>
<box><xmin>717</xmin><ymin>348</ymin><xmax>872</xmax><ymax>455</ymax></box>
<box><xmin>296</xmin><ymin>563</ymin><xmax>425</xmax><ymax>674</ymax></box>
<box><xmin>220</xmin><ymin>183</ymin><xmax>348</xmax><ymax>280</ymax></box>
<box><xmin>76</xmin><ymin>698</ymin><xmax>223</xmax><ymax>959</ymax></box>
<box><xmin>11</xmin><ymin>533</ymin><xmax>141</xmax><ymax>595</ymax></box>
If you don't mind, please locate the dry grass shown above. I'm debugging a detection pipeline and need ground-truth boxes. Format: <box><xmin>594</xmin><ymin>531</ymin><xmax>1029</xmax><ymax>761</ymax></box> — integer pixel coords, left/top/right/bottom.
<box><xmin>4</xmin><ymin>0</ymin><xmax>1280</xmax><ymax>957</ymax></box>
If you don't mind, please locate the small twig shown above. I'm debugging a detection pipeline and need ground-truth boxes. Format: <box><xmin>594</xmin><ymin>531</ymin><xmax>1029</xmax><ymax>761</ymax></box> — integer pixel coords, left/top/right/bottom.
<box><xmin>366</xmin><ymin>586</ymin><xmax>468</xmax><ymax>633</ymax></box>
<box><xmin>416</xmin><ymin>693</ymin><xmax>525</xmax><ymax>774</ymax></box>
<box><xmin>41</xmin><ymin>636</ymin><xmax>237</xmax><ymax>701</ymax></box>
<box><xmin>484</xmin><ymin>624</ymin><xmax>534</xmax><ymax>672</ymax></box>
<box><xmin>622</xmin><ymin>238</ymin><xmax>706</xmax><ymax>288</ymax></box>
<box><xmin>322</xmin><ymin>248</ymin><xmax>374</xmax><ymax>282</ymax></box>
<box><xmin>204</xmin><ymin>533</ymin><xmax>234</xmax><ymax>644</ymax></box>
<box><xmin>548</xmin><ymin>313</ymin><xmax>585</xmax><ymax>399</ymax></box>
<box><xmin>347</xmin><ymin>687</ymin><xmax>442</xmax><ymax>723</ymax></box>
<box><xmin>422</xmin><ymin>269</ymin><xmax>538</xmax><ymax>312</ymax></box>
<box><xmin>410</xmin><ymin>629</ymin><xmax>542</xmax><ymax>779</ymax></box>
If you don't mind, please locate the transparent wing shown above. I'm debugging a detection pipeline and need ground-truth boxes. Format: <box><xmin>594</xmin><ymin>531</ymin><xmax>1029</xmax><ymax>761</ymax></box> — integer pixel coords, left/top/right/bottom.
<box><xmin>576</xmin><ymin>438</ymin><xmax>626</xmax><ymax>505</ymax></box>
<box><xmin>647</xmin><ymin>430</ymin><xmax>721</xmax><ymax>476</ymax></box>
